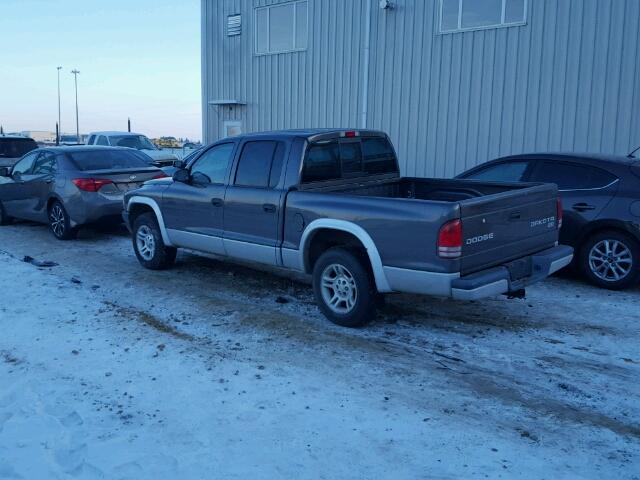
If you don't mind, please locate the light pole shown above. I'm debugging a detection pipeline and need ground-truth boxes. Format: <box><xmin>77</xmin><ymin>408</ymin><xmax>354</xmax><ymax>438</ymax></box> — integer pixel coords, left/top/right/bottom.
<box><xmin>56</xmin><ymin>66</ymin><xmax>62</xmax><ymax>139</ymax></box>
<box><xmin>71</xmin><ymin>69</ymin><xmax>80</xmax><ymax>143</ymax></box>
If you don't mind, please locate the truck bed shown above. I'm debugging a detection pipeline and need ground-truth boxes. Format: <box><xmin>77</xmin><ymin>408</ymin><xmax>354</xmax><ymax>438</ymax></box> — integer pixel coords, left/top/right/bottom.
<box><xmin>293</xmin><ymin>177</ymin><xmax>559</xmax><ymax>276</ymax></box>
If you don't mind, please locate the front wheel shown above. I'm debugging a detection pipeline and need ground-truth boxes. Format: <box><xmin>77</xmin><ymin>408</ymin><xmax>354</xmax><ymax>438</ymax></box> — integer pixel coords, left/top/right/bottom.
<box><xmin>132</xmin><ymin>213</ymin><xmax>177</xmax><ymax>270</ymax></box>
<box><xmin>48</xmin><ymin>201</ymin><xmax>77</xmax><ymax>240</ymax></box>
<box><xmin>579</xmin><ymin>231</ymin><xmax>640</xmax><ymax>290</ymax></box>
<box><xmin>312</xmin><ymin>248</ymin><xmax>376</xmax><ymax>327</ymax></box>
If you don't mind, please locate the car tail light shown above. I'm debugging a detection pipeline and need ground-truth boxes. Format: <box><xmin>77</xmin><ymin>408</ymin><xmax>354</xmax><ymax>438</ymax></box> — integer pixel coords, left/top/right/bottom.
<box><xmin>341</xmin><ymin>131</ymin><xmax>359</xmax><ymax>138</ymax></box>
<box><xmin>72</xmin><ymin>178</ymin><xmax>113</xmax><ymax>192</ymax></box>
<box><xmin>556</xmin><ymin>197</ymin><xmax>563</xmax><ymax>229</ymax></box>
<box><xmin>438</xmin><ymin>219</ymin><xmax>462</xmax><ymax>259</ymax></box>
<box><xmin>152</xmin><ymin>172</ymin><xmax>168</xmax><ymax>179</ymax></box>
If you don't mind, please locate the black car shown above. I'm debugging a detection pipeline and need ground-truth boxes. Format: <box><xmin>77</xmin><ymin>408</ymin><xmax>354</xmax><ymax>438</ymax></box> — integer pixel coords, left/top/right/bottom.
<box><xmin>0</xmin><ymin>135</ymin><xmax>38</xmax><ymax>168</ymax></box>
<box><xmin>457</xmin><ymin>153</ymin><xmax>640</xmax><ymax>290</ymax></box>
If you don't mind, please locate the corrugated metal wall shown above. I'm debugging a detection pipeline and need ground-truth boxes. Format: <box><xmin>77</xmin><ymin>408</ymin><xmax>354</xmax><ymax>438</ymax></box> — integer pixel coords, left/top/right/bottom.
<box><xmin>202</xmin><ymin>0</ymin><xmax>640</xmax><ymax>177</ymax></box>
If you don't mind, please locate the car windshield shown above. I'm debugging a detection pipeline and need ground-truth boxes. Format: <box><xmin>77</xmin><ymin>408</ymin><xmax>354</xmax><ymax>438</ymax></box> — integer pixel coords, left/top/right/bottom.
<box><xmin>0</xmin><ymin>138</ymin><xmax>38</xmax><ymax>157</ymax></box>
<box><xmin>67</xmin><ymin>149</ymin><xmax>153</xmax><ymax>170</ymax></box>
<box><xmin>110</xmin><ymin>135</ymin><xmax>156</xmax><ymax>151</ymax></box>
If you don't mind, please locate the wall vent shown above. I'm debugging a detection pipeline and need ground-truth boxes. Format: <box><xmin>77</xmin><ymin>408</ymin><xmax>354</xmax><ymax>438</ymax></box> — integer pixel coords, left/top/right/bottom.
<box><xmin>227</xmin><ymin>14</ymin><xmax>241</xmax><ymax>36</ymax></box>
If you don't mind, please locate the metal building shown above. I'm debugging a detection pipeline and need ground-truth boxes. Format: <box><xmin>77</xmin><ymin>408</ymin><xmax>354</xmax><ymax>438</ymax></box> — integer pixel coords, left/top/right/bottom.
<box><xmin>201</xmin><ymin>0</ymin><xmax>640</xmax><ymax>177</ymax></box>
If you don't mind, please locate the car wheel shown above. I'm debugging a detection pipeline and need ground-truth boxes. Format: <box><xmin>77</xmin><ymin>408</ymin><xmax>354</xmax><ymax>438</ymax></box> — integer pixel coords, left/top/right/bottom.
<box><xmin>132</xmin><ymin>212</ymin><xmax>177</xmax><ymax>270</ymax></box>
<box><xmin>48</xmin><ymin>201</ymin><xmax>77</xmax><ymax>240</ymax></box>
<box><xmin>579</xmin><ymin>230</ymin><xmax>640</xmax><ymax>290</ymax></box>
<box><xmin>312</xmin><ymin>247</ymin><xmax>376</xmax><ymax>327</ymax></box>
<box><xmin>0</xmin><ymin>202</ymin><xmax>12</xmax><ymax>226</ymax></box>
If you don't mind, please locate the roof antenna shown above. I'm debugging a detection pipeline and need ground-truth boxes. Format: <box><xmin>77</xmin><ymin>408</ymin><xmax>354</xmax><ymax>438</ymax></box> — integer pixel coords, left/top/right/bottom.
<box><xmin>128</xmin><ymin>117</ymin><xmax>131</xmax><ymax>132</ymax></box>
<box><xmin>56</xmin><ymin>122</ymin><xmax>60</xmax><ymax>146</ymax></box>
<box><xmin>0</xmin><ymin>125</ymin><xmax>3</xmax><ymax>135</ymax></box>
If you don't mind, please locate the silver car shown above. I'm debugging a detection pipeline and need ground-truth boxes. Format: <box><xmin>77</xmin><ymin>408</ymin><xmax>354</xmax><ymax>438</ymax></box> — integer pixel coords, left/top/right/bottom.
<box><xmin>0</xmin><ymin>146</ymin><xmax>166</xmax><ymax>239</ymax></box>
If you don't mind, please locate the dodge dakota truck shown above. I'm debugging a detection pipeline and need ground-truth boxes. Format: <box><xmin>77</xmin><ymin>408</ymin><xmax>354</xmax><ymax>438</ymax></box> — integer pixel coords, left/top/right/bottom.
<box><xmin>123</xmin><ymin>129</ymin><xmax>573</xmax><ymax>327</ymax></box>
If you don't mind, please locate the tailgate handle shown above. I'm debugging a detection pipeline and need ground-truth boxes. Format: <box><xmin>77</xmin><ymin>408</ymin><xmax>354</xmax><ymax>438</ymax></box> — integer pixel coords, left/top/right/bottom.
<box><xmin>509</xmin><ymin>211</ymin><xmax>521</xmax><ymax>220</ymax></box>
<box><xmin>572</xmin><ymin>202</ymin><xmax>596</xmax><ymax>212</ymax></box>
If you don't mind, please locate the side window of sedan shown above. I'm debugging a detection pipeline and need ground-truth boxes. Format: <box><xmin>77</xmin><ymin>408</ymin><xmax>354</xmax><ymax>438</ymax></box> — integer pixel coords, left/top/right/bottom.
<box><xmin>32</xmin><ymin>152</ymin><xmax>58</xmax><ymax>175</ymax></box>
<box><xmin>12</xmin><ymin>152</ymin><xmax>39</xmax><ymax>176</ymax></box>
<box><xmin>464</xmin><ymin>161</ymin><xmax>530</xmax><ymax>182</ymax></box>
<box><xmin>530</xmin><ymin>162</ymin><xmax>618</xmax><ymax>190</ymax></box>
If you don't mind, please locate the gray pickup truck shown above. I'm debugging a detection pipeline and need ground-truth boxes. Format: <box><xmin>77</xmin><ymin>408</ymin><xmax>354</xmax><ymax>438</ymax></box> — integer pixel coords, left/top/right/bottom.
<box><xmin>123</xmin><ymin>129</ymin><xmax>572</xmax><ymax>327</ymax></box>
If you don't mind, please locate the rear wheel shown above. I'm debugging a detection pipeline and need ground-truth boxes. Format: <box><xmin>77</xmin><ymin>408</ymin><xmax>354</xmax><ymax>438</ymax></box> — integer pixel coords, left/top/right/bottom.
<box><xmin>132</xmin><ymin>213</ymin><xmax>177</xmax><ymax>270</ymax></box>
<box><xmin>312</xmin><ymin>248</ymin><xmax>376</xmax><ymax>327</ymax></box>
<box><xmin>579</xmin><ymin>230</ymin><xmax>640</xmax><ymax>290</ymax></box>
<box><xmin>48</xmin><ymin>201</ymin><xmax>77</xmax><ymax>240</ymax></box>
<box><xmin>0</xmin><ymin>202</ymin><xmax>11</xmax><ymax>226</ymax></box>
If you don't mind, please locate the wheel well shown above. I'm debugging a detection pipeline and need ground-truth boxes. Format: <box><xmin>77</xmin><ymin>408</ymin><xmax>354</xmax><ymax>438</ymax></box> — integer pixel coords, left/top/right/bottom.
<box><xmin>128</xmin><ymin>203</ymin><xmax>156</xmax><ymax>228</ymax></box>
<box><xmin>46</xmin><ymin>197</ymin><xmax>60</xmax><ymax>210</ymax></box>
<box><xmin>577</xmin><ymin>224</ymin><xmax>640</xmax><ymax>255</ymax></box>
<box><xmin>305</xmin><ymin>229</ymin><xmax>370</xmax><ymax>274</ymax></box>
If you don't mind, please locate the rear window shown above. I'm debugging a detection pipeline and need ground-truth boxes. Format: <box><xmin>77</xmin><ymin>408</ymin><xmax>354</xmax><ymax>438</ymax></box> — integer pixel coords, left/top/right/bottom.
<box><xmin>302</xmin><ymin>136</ymin><xmax>398</xmax><ymax>183</ymax></box>
<box><xmin>67</xmin><ymin>150</ymin><xmax>152</xmax><ymax>171</ymax></box>
<box><xmin>531</xmin><ymin>161</ymin><xmax>618</xmax><ymax>190</ymax></box>
<box><xmin>0</xmin><ymin>138</ymin><xmax>38</xmax><ymax>158</ymax></box>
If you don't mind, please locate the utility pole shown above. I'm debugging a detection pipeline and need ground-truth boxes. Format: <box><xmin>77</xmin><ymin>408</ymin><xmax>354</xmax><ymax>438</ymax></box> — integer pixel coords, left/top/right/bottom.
<box><xmin>56</xmin><ymin>66</ymin><xmax>62</xmax><ymax>141</ymax></box>
<box><xmin>71</xmin><ymin>69</ymin><xmax>80</xmax><ymax>143</ymax></box>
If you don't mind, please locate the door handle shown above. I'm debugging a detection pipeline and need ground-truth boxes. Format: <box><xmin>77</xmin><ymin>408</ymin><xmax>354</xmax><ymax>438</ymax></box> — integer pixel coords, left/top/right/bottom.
<box><xmin>211</xmin><ymin>198</ymin><xmax>224</xmax><ymax>207</ymax></box>
<box><xmin>262</xmin><ymin>203</ymin><xmax>276</xmax><ymax>213</ymax></box>
<box><xmin>572</xmin><ymin>202</ymin><xmax>595</xmax><ymax>212</ymax></box>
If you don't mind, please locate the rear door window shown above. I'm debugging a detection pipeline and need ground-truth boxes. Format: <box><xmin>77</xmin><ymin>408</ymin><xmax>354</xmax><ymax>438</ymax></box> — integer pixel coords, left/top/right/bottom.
<box><xmin>32</xmin><ymin>152</ymin><xmax>57</xmax><ymax>175</ymax></box>
<box><xmin>234</xmin><ymin>140</ymin><xmax>284</xmax><ymax>188</ymax></box>
<box><xmin>463</xmin><ymin>161</ymin><xmax>530</xmax><ymax>182</ymax></box>
<box><xmin>530</xmin><ymin>161</ymin><xmax>618</xmax><ymax>190</ymax></box>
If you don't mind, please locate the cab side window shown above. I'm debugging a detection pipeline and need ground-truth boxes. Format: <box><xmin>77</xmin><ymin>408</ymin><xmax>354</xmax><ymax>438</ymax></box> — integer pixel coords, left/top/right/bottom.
<box><xmin>234</xmin><ymin>141</ymin><xmax>285</xmax><ymax>188</ymax></box>
<box><xmin>191</xmin><ymin>143</ymin><xmax>235</xmax><ymax>184</ymax></box>
<box><xmin>96</xmin><ymin>136</ymin><xmax>109</xmax><ymax>146</ymax></box>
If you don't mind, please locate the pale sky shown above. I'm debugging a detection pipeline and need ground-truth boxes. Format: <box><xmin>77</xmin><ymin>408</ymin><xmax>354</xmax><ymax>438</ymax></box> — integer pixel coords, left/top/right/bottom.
<box><xmin>0</xmin><ymin>0</ymin><xmax>201</xmax><ymax>140</ymax></box>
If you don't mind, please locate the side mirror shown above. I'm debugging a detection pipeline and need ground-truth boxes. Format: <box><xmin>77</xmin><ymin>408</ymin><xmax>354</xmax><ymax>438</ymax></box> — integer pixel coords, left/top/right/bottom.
<box><xmin>0</xmin><ymin>167</ymin><xmax>9</xmax><ymax>177</ymax></box>
<box><xmin>173</xmin><ymin>159</ymin><xmax>186</xmax><ymax>169</ymax></box>
<box><xmin>172</xmin><ymin>168</ymin><xmax>190</xmax><ymax>183</ymax></box>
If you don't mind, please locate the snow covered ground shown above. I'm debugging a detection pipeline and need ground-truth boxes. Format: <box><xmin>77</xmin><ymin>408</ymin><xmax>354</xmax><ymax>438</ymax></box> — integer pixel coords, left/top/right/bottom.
<box><xmin>0</xmin><ymin>222</ymin><xmax>639</xmax><ymax>479</ymax></box>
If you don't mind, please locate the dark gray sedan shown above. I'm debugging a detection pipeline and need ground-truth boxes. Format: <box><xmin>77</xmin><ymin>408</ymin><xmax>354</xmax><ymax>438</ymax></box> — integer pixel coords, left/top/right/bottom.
<box><xmin>0</xmin><ymin>146</ymin><xmax>166</xmax><ymax>239</ymax></box>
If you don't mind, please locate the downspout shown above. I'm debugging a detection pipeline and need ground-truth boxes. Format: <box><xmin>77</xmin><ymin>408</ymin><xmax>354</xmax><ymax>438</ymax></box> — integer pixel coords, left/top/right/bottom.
<box><xmin>361</xmin><ymin>0</ymin><xmax>373</xmax><ymax>129</ymax></box>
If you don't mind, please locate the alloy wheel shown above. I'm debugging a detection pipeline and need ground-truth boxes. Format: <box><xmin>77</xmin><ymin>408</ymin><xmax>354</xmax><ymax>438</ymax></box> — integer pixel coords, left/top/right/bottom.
<box><xmin>49</xmin><ymin>204</ymin><xmax>66</xmax><ymax>237</ymax></box>
<box><xmin>136</xmin><ymin>225</ymin><xmax>156</xmax><ymax>261</ymax></box>
<box><xmin>588</xmin><ymin>239</ymin><xmax>633</xmax><ymax>282</ymax></box>
<box><xmin>320</xmin><ymin>263</ymin><xmax>358</xmax><ymax>314</ymax></box>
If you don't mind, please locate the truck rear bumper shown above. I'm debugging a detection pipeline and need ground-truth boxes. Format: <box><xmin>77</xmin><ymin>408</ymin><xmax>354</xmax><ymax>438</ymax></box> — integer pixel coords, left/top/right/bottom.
<box><xmin>383</xmin><ymin>245</ymin><xmax>573</xmax><ymax>300</ymax></box>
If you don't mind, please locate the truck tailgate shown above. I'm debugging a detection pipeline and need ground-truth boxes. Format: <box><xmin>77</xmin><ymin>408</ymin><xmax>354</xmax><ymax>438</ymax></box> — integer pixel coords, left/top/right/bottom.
<box><xmin>459</xmin><ymin>184</ymin><xmax>559</xmax><ymax>275</ymax></box>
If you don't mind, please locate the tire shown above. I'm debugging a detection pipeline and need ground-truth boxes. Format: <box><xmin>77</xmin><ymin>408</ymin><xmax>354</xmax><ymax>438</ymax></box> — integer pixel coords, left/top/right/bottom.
<box><xmin>132</xmin><ymin>212</ymin><xmax>177</xmax><ymax>270</ymax></box>
<box><xmin>48</xmin><ymin>201</ymin><xmax>77</xmax><ymax>240</ymax></box>
<box><xmin>0</xmin><ymin>202</ymin><xmax>11</xmax><ymax>226</ymax></box>
<box><xmin>579</xmin><ymin>230</ymin><xmax>640</xmax><ymax>290</ymax></box>
<box><xmin>312</xmin><ymin>247</ymin><xmax>377</xmax><ymax>327</ymax></box>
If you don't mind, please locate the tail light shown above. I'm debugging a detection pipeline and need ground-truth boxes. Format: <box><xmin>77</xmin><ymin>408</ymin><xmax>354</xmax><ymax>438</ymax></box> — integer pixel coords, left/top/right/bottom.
<box><xmin>438</xmin><ymin>219</ymin><xmax>462</xmax><ymax>259</ymax></box>
<box><xmin>72</xmin><ymin>178</ymin><xmax>113</xmax><ymax>192</ymax></box>
<box><xmin>556</xmin><ymin>197</ymin><xmax>563</xmax><ymax>229</ymax></box>
<box><xmin>152</xmin><ymin>172</ymin><xmax>168</xmax><ymax>179</ymax></box>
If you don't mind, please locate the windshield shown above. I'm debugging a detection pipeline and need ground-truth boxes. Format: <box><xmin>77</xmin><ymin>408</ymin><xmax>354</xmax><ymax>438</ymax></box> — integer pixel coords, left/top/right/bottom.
<box><xmin>67</xmin><ymin>149</ymin><xmax>153</xmax><ymax>170</ymax></box>
<box><xmin>0</xmin><ymin>138</ymin><xmax>38</xmax><ymax>158</ymax></box>
<box><xmin>110</xmin><ymin>135</ymin><xmax>156</xmax><ymax>151</ymax></box>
